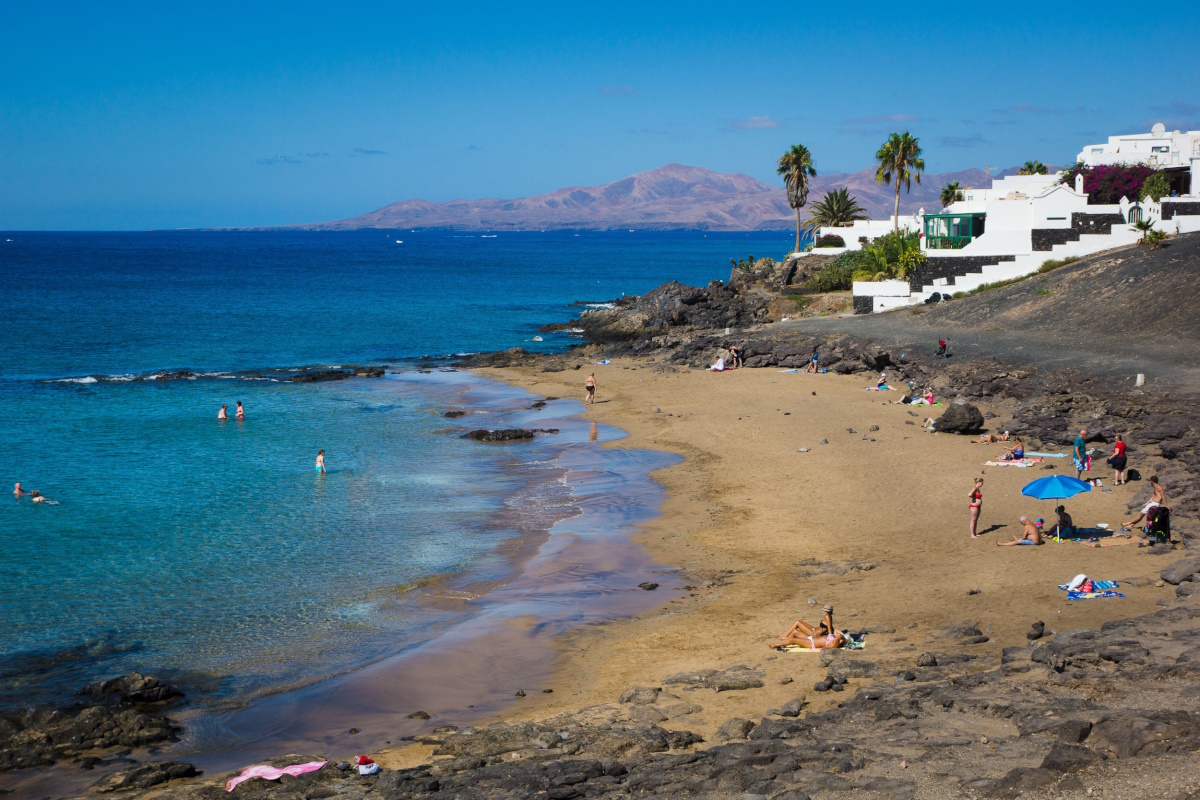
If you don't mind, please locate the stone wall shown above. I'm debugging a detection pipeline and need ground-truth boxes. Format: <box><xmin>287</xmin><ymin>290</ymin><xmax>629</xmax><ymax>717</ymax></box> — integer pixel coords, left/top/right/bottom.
<box><xmin>852</xmin><ymin>295</ymin><xmax>874</xmax><ymax>315</ymax></box>
<box><xmin>907</xmin><ymin>255</ymin><xmax>1015</xmax><ymax>291</ymax></box>
<box><xmin>1163</xmin><ymin>201</ymin><xmax>1200</xmax><ymax>219</ymax></box>
<box><xmin>1072</xmin><ymin>212</ymin><xmax>1124</xmax><ymax>234</ymax></box>
<box><xmin>1032</xmin><ymin>229</ymin><xmax>1077</xmax><ymax>251</ymax></box>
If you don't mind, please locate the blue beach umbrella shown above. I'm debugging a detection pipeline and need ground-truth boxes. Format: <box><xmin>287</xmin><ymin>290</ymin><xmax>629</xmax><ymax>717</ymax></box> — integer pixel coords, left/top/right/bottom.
<box><xmin>1021</xmin><ymin>475</ymin><xmax>1093</xmax><ymax>501</ymax></box>
<box><xmin>1021</xmin><ymin>475</ymin><xmax>1092</xmax><ymax>542</ymax></box>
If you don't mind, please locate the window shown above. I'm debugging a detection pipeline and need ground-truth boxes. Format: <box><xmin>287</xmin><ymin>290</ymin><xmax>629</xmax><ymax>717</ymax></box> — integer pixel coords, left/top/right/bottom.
<box><xmin>1151</xmin><ymin>145</ymin><xmax>1169</xmax><ymax>153</ymax></box>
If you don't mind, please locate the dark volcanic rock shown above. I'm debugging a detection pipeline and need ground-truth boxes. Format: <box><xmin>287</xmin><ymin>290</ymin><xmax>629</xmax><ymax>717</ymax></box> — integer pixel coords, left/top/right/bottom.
<box><xmin>91</xmin><ymin>761</ymin><xmax>198</xmax><ymax>793</ymax></box>
<box><xmin>1040</xmin><ymin>742</ymin><xmax>1103</xmax><ymax>773</ymax></box>
<box><xmin>0</xmin><ymin>705</ymin><xmax>178</xmax><ymax>771</ymax></box>
<box><xmin>1162</xmin><ymin>557</ymin><xmax>1200</xmax><ymax>585</ymax></box>
<box><xmin>462</xmin><ymin>428</ymin><xmax>558</xmax><ymax>442</ymax></box>
<box><xmin>81</xmin><ymin>672</ymin><xmax>182</xmax><ymax>705</ymax></box>
<box><xmin>935</xmin><ymin>403</ymin><xmax>985</xmax><ymax>434</ymax></box>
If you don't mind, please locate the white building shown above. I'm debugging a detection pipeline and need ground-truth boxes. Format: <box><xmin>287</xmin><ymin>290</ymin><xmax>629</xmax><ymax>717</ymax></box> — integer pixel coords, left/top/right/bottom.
<box><xmin>843</xmin><ymin>124</ymin><xmax>1200</xmax><ymax>313</ymax></box>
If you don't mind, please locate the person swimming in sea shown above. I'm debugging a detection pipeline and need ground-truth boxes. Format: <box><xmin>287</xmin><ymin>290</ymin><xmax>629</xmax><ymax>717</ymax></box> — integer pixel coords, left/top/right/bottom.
<box><xmin>30</xmin><ymin>490</ymin><xmax>51</xmax><ymax>504</ymax></box>
<box><xmin>315</xmin><ymin>450</ymin><xmax>327</xmax><ymax>474</ymax></box>
<box><xmin>14</xmin><ymin>482</ymin><xmax>28</xmax><ymax>498</ymax></box>
<box><xmin>218</xmin><ymin>404</ymin><xmax>228</xmax><ymax>420</ymax></box>
<box><xmin>235</xmin><ymin>401</ymin><xmax>244</xmax><ymax>420</ymax></box>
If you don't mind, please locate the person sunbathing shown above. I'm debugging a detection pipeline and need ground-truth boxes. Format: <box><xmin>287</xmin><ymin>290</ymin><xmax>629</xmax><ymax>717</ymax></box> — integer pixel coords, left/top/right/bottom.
<box><xmin>974</xmin><ymin>431</ymin><xmax>1011</xmax><ymax>444</ymax></box>
<box><xmin>999</xmin><ymin>439</ymin><xmax>1025</xmax><ymax>461</ymax></box>
<box><xmin>998</xmin><ymin>515</ymin><xmax>1043</xmax><ymax>546</ymax></box>
<box><xmin>770</xmin><ymin>604</ymin><xmax>845</xmax><ymax>650</ymax></box>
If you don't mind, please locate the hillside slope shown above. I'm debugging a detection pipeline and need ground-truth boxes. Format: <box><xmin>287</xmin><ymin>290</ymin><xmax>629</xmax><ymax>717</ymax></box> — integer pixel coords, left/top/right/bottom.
<box><xmin>294</xmin><ymin>164</ymin><xmax>1024</xmax><ymax>231</ymax></box>
<box><xmin>796</xmin><ymin>232</ymin><xmax>1200</xmax><ymax>385</ymax></box>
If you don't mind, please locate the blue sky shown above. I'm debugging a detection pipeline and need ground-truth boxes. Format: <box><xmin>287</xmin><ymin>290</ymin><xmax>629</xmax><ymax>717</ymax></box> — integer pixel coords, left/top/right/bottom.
<box><xmin>2</xmin><ymin>1</ymin><xmax>1197</xmax><ymax>229</ymax></box>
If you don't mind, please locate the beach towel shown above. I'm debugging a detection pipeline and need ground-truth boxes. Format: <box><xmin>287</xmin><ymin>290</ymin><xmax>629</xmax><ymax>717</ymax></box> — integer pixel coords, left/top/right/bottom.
<box><xmin>592</xmin><ymin>359</ymin><xmax>612</xmax><ymax>365</ymax></box>
<box><xmin>1057</xmin><ymin>578</ymin><xmax>1123</xmax><ymax>600</ymax></box>
<box><xmin>983</xmin><ymin>459</ymin><xmax>1044</xmax><ymax>468</ymax></box>
<box><xmin>1027</xmin><ymin>452</ymin><xmax>1067</xmax><ymax>458</ymax></box>
<box><xmin>226</xmin><ymin>761</ymin><xmax>327</xmax><ymax>792</ymax></box>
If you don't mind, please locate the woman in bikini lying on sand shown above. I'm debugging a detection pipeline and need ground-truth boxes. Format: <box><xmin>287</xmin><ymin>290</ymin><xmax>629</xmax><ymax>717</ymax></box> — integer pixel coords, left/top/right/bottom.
<box><xmin>770</xmin><ymin>604</ymin><xmax>844</xmax><ymax>650</ymax></box>
<box><xmin>973</xmin><ymin>431</ymin><xmax>1010</xmax><ymax>443</ymax></box>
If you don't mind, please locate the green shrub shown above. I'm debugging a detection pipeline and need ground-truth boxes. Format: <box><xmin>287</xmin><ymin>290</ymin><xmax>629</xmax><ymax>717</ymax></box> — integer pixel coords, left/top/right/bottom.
<box><xmin>1140</xmin><ymin>170</ymin><xmax>1170</xmax><ymax>202</ymax></box>
<box><xmin>787</xmin><ymin>293</ymin><xmax>809</xmax><ymax>311</ymax></box>
<box><xmin>1038</xmin><ymin>256</ymin><xmax>1079</xmax><ymax>273</ymax></box>
<box><xmin>814</xmin><ymin>234</ymin><xmax>846</xmax><ymax>248</ymax></box>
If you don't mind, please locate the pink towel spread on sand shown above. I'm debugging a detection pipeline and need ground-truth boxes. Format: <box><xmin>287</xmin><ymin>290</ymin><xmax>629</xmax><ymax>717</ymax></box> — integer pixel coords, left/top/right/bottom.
<box><xmin>225</xmin><ymin>760</ymin><xmax>327</xmax><ymax>791</ymax></box>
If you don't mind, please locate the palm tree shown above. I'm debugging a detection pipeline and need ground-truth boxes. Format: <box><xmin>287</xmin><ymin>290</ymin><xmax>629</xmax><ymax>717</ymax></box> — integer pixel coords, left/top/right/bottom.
<box><xmin>939</xmin><ymin>181</ymin><xmax>962</xmax><ymax>208</ymax></box>
<box><xmin>777</xmin><ymin>144</ymin><xmax>817</xmax><ymax>252</ymax></box>
<box><xmin>803</xmin><ymin>188</ymin><xmax>868</xmax><ymax>232</ymax></box>
<box><xmin>874</xmin><ymin>132</ymin><xmax>925</xmax><ymax>230</ymax></box>
<box><xmin>1018</xmin><ymin>160</ymin><xmax>1048</xmax><ymax>176</ymax></box>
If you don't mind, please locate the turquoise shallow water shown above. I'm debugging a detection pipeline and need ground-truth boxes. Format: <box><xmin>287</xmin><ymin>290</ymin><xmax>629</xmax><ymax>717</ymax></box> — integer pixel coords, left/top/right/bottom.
<box><xmin>0</xmin><ymin>229</ymin><xmax>791</xmax><ymax>709</ymax></box>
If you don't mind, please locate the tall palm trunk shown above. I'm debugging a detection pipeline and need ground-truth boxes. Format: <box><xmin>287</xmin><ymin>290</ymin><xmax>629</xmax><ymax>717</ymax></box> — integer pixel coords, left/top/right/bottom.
<box><xmin>795</xmin><ymin>207</ymin><xmax>802</xmax><ymax>252</ymax></box>
<box><xmin>893</xmin><ymin>178</ymin><xmax>901</xmax><ymax>231</ymax></box>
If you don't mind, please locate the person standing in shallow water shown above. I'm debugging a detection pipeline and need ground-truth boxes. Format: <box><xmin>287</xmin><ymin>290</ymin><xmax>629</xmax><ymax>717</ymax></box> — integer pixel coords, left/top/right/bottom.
<box><xmin>968</xmin><ymin>478</ymin><xmax>984</xmax><ymax>538</ymax></box>
<box><xmin>315</xmin><ymin>450</ymin><xmax>326</xmax><ymax>474</ymax></box>
<box><xmin>235</xmin><ymin>401</ymin><xmax>244</xmax><ymax>420</ymax></box>
<box><xmin>584</xmin><ymin>374</ymin><xmax>596</xmax><ymax>408</ymax></box>
<box><xmin>218</xmin><ymin>404</ymin><xmax>227</xmax><ymax>421</ymax></box>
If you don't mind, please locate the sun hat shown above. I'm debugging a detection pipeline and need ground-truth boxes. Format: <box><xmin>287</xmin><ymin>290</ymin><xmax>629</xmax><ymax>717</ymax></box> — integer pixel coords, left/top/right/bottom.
<box><xmin>822</xmin><ymin>604</ymin><xmax>833</xmax><ymax>613</ymax></box>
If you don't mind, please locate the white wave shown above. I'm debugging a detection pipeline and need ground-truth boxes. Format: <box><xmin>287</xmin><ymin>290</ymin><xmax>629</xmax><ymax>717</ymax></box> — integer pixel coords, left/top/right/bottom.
<box><xmin>106</xmin><ymin>374</ymin><xmax>136</xmax><ymax>382</ymax></box>
<box><xmin>569</xmin><ymin>328</ymin><xmax>585</xmax><ymax>333</ymax></box>
<box><xmin>56</xmin><ymin>376</ymin><xmax>98</xmax><ymax>384</ymax></box>
<box><xmin>585</xmin><ymin>303</ymin><xmax>615</xmax><ymax>309</ymax></box>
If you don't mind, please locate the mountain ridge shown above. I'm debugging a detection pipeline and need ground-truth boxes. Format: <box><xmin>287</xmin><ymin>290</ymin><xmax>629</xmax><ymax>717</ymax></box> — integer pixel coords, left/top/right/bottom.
<box><xmin>290</xmin><ymin>163</ymin><xmax>1029</xmax><ymax>232</ymax></box>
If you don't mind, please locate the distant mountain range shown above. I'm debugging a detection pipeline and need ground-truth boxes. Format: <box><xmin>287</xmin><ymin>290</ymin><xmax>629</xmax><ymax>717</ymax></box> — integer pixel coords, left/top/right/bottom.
<box><xmin>293</xmin><ymin>163</ymin><xmax>1030</xmax><ymax>232</ymax></box>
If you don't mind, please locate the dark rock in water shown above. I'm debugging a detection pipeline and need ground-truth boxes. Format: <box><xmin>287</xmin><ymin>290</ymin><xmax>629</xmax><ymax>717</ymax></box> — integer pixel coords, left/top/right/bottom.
<box><xmin>638</xmin><ymin>582</ymin><xmax>659</xmax><ymax>591</ymax></box>
<box><xmin>1162</xmin><ymin>556</ymin><xmax>1200</xmax><ymax>585</ymax></box>
<box><xmin>935</xmin><ymin>403</ymin><xmax>985</xmax><ymax>434</ymax></box>
<box><xmin>462</xmin><ymin>428</ymin><xmax>558</xmax><ymax>442</ymax></box>
<box><xmin>91</xmin><ymin>761</ymin><xmax>198</xmax><ymax>793</ymax></box>
<box><xmin>81</xmin><ymin>672</ymin><xmax>182</xmax><ymax>705</ymax></box>
<box><xmin>408</xmin><ymin>710</ymin><xmax>431</xmax><ymax>719</ymax></box>
<box><xmin>441</xmin><ymin>410</ymin><xmax>467</xmax><ymax>418</ymax></box>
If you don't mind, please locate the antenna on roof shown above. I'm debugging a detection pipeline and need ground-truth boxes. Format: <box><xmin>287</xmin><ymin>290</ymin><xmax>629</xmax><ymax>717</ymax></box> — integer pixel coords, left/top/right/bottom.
<box><xmin>983</xmin><ymin>164</ymin><xmax>994</xmax><ymax>185</ymax></box>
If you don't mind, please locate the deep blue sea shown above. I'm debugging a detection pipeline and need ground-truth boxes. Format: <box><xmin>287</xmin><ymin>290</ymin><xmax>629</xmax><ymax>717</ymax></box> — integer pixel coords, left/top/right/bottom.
<box><xmin>0</xmin><ymin>229</ymin><xmax>793</xmax><ymax>709</ymax></box>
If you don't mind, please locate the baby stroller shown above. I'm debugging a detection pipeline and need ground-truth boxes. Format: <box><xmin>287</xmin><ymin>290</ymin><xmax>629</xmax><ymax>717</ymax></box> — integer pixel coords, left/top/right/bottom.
<box><xmin>934</xmin><ymin>339</ymin><xmax>948</xmax><ymax>359</ymax></box>
<box><xmin>1145</xmin><ymin>506</ymin><xmax>1171</xmax><ymax>545</ymax></box>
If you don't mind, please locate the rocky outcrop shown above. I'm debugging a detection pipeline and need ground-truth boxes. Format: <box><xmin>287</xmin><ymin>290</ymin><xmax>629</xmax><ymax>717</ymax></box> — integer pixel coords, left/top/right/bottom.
<box><xmin>0</xmin><ymin>705</ymin><xmax>178</xmax><ymax>771</ymax></box>
<box><xmin>566</xmin><ymin>281</ymin><xmax>776</xmax><ymax>342</ymax></box>
<box><xmin>81</xmin><ymin>672</ymin><xmax>183</xmax><ymax>705</ymax></box>
<box><xmin>936</xmin><ymin>402</ymin><xmax>985</xmax><ymax>434</ymax></box>
<box><xmin>92</xmin><ymin>761</ymin><xmax>198</xmax><ymax>793</ymax></box>
<box><xmin>461</xmin><ymin>428</ymin><xmax>559</xmax><ymax>442</ymax></box>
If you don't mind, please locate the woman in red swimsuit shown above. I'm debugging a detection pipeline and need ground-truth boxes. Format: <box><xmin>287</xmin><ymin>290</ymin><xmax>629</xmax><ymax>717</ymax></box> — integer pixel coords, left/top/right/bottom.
<box><xmin>1108</xmin><ymin>434</ymin><xmax>1128</xmax><ymax>485</ymax></box>
<box><xmin>968</xmin><ymin>478</ymin><xmax>984</xmax><ymax>538</ymax></box>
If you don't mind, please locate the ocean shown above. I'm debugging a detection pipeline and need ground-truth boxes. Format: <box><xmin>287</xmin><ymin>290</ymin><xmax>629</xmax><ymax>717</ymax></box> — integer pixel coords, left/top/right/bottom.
<box><xmin>0</xmin><ymin>229</ymin><xmax>793</xmax><ymax>717</ymax></box>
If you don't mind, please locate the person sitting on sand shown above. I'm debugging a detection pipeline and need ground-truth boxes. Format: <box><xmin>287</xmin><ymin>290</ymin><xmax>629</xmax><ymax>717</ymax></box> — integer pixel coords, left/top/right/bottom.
<box><xmin>923</xmin><ymin>417</ymin><xmax>937</xmax><ymax>430</ymax></box>
<box><xmin>1123</xmin><ymin>476</ymin><xmax>1166</xmax><ymax>531</ymax></box>
<box><xmin>998</xmin><ymin>515</ymin><xmax>1043</xmax><ymax>546</ymax></box>
<box><xmin>804</xmin><ymin>345</ymin><xmax>819</xmax><ymax>373</ymax></box>
<box><xmin>1048</xmin><ymin>505</ymin><xmax>1075</xmax><ymax>539</ymax></box>
<box><xmin>709</xmin><ymin>356</ymin><xmax>726</xmax><ymax>372</ymax></box>
<box><xmin>999</xmin><ymin>438</ymin><xmax>1026</xmax><ymax>462</ymax></box>
<box><xmin>771</xmin><ymin>604</ymin><xmax>844</xmax><ymax>651</ymax></box>
<box><xmin>876</xmin><ymin>372</ymin><xmax>889</xmax><ymax>389</ymax></box>
<box><xmin>14</xmin><ymin>482</ymin><xmax>27</xmax><ymax>498</ymax></box>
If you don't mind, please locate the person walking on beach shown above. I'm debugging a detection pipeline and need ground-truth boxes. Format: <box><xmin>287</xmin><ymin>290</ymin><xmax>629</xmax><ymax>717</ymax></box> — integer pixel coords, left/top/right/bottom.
<box><xmin>235</xmin><ymin>401</ymin><xmax>244</xmax><ymax>420</ymax></box>
<box><xmin>1073</xmin><ymin>428</ymin><xmax>1089</xmax><ymax>479</ymax></box>
<box><xmin>584</xmin><ymin>374</ymin><xmax>596</xmax><ymax>408</ymax></box>
<box><xmin>1108</xmin><ymin>434</ymin><xmax>1128</xmax><ymax>485</ymax></box>
<box><xmin>1123</xmin><ymin>476</ymin><xmax>1166</xmax><ymax>530</ymax></box>
<box><xmin>315</xmin><ymin>450</ymin><xmax>327</xmax><ymax>474</ymax></box>
<box><xmin>968</xmin><ymin>478</ymin><xmax>984</xmax><ymax>538</ymax></box>
<box><xmin>218</xmin><ymin>404</ymin><xmax>228</xmax><ymax>421</ymax></box>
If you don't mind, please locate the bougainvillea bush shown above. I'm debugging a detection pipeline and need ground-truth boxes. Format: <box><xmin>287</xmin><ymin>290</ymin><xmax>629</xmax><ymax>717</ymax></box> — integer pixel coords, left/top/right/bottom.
<box><xmin>1059</xmin><ymin>162</ymin><xmax>1157</xmax><ymax>204</ymax></box>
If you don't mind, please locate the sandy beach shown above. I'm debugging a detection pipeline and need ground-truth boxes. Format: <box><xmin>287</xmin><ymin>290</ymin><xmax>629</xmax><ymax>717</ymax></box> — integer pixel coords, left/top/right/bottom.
<box><xmin>364</xmin><ymin>357</ymin><xmax>1173</xmax><ymax>756</ymax></box>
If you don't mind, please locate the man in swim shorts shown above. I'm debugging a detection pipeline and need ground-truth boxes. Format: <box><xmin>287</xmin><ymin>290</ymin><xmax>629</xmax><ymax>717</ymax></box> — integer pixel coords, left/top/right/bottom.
<box><xmin>998</xmin><ymin>515</ymin><xmax>1043</xmax><ymax>546</ymax></box>
<box><xmin>584</xmin><ymin>373</ymin><xmax>596</xmax><ymax>408</ymax></box>
<box><xmin>14</xmin><ymin>482</ymin><xmax>28</xmax><ymax>498</ymax></box>
<box><xmin>218</xmin><ymin>404</ymin><xmax>228</xmax><ymax>420</ymax></box>
<box><xmin>1074</xmin><ymin>428</ymin><xmax>1089</xmax><ymax>478</ymax></box>
<box><xmin>1123</xmin><ymin>475</ymin><xmax>1166</xmax><ymax>530</ymax></box>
